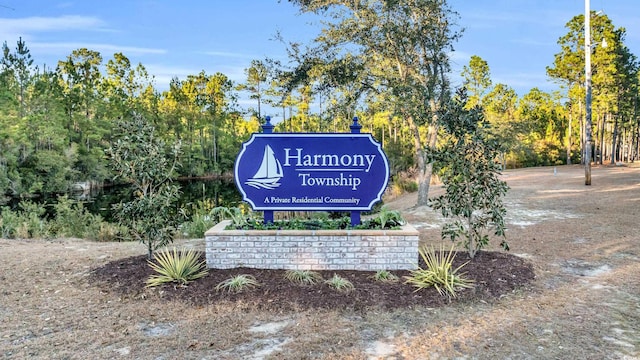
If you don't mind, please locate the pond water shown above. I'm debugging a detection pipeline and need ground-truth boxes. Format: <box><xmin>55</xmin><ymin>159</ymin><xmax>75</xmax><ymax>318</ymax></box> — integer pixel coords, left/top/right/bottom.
<box><xmin>70</xmin><ymin>179</ymin><xmax>242</xmax><ymax>222</ymax></box>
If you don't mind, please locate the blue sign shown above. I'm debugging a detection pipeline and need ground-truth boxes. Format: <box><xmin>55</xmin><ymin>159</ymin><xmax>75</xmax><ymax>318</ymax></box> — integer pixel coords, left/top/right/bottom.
<box><xmin>234</xmin><ymin>133</ymin><xmax>389</xmax><ymax>211</ymax></box>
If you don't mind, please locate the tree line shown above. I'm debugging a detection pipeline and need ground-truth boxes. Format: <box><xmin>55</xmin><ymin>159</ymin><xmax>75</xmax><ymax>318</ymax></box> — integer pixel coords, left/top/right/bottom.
<box><xmin>1</xmin><ymin>0</ymin><xmax>638</xmax><ymax>207</ymax></box>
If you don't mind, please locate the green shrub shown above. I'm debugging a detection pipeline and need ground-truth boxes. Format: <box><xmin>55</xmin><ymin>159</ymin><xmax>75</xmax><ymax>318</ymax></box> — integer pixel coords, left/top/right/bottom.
<box><xmin>284</xmin><ymin>270</ymin><xmax>323</xmax><ymax>285</ymax></box>
<box><xmin>404</xmin><ymin>245</ymin><xmax>474</xmax><ymax>298</ymax></box>
<box><xmin>107</xmin><ymin>115</ymin><xmax>183</xmax><ymax>259</ymax></box>
<box><xmin>215</xmin><ymin>274</ymin><xmax>260</xmax><ymax>293</ymax></box>
<box><xmin>324</xmin><ymin>274</ymin><xmax>355</xmax><ymax>292</ymax></box>
<box><xmin>14</xmin><ymin>201</ymin><xmax>49</xmax><ymax>239</ymax></box>
<box><xmin>180</xmin><ymin>201</ymin><xmax>218</xmax><ymax>238</ymax></box>
<box><xmin>391</xmin><ymin>173</ymin><xmax>418</xmax><ymax>195</ymax></box>
<box><xmin>146</xmin><ymin>248</ymin><xmax>208</xmax><ymax>287</ymax></box>
<box><xmin>92</xmin><ymin>222</ymin><xmax>127</xmax><ymax>242</ymax></box>
<box><xmin>0</xmin><ymin>207</ymin><xmax>19</xmax><ymax>238</ymax></box>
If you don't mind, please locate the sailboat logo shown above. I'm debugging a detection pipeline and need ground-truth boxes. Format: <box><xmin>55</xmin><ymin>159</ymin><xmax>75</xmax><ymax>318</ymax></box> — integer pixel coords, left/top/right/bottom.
<box><xmin>245</xmin><ymin>145</ymin><xmax>284</xmax><ymax>189</ymax></box>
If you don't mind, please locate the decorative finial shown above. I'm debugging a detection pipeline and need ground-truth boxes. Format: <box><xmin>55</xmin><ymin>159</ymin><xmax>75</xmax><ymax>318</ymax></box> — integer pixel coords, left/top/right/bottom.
<box><xmin>262</xmin><ymin>115</ymin><xmax>274</xmax><ymax>133</ymax></box>
<box><xmin>350</xmin><ymin>116</ymin><xmax>362</xmax><ymax>134</ymax></box>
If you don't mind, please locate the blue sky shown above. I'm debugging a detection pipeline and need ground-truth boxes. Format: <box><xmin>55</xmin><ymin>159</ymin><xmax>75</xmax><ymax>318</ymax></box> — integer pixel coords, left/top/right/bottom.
<box><xmin>1</xmin><ymin>0</ymin><xmax>639</xmax><ymax>119</ymax></box>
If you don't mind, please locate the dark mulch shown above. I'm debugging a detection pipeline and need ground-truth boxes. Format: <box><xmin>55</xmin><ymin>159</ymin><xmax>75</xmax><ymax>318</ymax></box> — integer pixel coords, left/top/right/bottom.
<box><xmin>91</xmin><ymin>251</ymin><xmax>535</xmax><ymax>312</ymax></box>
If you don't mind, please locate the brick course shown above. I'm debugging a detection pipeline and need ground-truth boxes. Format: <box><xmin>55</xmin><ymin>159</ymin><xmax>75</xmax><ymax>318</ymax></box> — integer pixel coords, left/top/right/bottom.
<box><xmin>205</xmin><ymin>220</ymin><xmax>419</xmax><ymax>271</ymax></box>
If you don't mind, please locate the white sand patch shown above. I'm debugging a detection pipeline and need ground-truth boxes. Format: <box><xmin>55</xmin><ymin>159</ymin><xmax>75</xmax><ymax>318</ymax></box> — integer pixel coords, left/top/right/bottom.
<box><xmin>505</xmin><ymin>201</ymin><xmax>581</xmax><ymax>227</ymax></box>
<box><xmin>365</xmin><ymin>339</ymin><xmax>398</xmax><ymax>359</ymax></box>
<box><xmin>248</xmin><ymin>320</ymin><xmax>291</xmax><ymax>334</ymax></box>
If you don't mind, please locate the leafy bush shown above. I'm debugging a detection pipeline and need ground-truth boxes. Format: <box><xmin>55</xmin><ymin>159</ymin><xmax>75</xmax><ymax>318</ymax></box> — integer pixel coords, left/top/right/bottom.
<box><xmin>106</xmin><ymin>115</ymin><xmax>183</xmax><ymax>259</ymax></box>
<box><xmin>390</xmin><ymin>172</ymin><xmax>418</xmax><ymax>197</ymax></box>
<box><xmin>324</xmin><ymin>274</ymin><xmax>355</xmax><ymax>292</ymax></box>
<box><xmin>3</xmin><ymin>201</ymin><xmax>50</xmax><ymax>239</ymax></box>
<box><xmin>428</xmin><ymin>89</ymin><xmax>509</xmax><ymax>258</ymax></box>
<box><xmin>146</xmin><ymin>248</ymin><xmax>208</xmax><ymax>287</ymax></box>
<box><xmin>50</xmin><ymin>195</ymin><xmax>114</xmax><ymax>239</ymax></box>
<box><xmin>215</xmin><ymin>274</ymin><xmax>260</xmax><ymax>293</ymax></box>
<box><xmin>92</xmin><ymin>222</ymin><xmax>127</xmax><ymax>242</ymax></box>
<box><xmin>404</xmin><ymin>245</ymin><xmax>474</xmax><ymax>298</ymax></box>
<box><xmin>284</xmin><ymin>270</ymin><xmax>323</xmax><ymax>285</ymax></box>
<box><xmin>0</xmin><ymin>207</ymin><xmax>20</xmax><ymax>238</ymax></box>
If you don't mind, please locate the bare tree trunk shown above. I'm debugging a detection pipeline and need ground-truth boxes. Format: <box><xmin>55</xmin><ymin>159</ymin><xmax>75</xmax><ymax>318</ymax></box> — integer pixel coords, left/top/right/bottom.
<box><xmin>611</xmin><ymin>114</ymin><xmax>618</xmax><ymax>164</ymax></box>
<box><xmin>414</xmin><ymin>121</ymin><xmax>438</xmax><ymax>206</ymax></box>
<box><xmin>567</xmin><ymin>107</ymin><xmax>572</xmax><ymax>165</ymax></box>
<box><xmin>599</xmin><ymin>113</ymin><xmax>606</xmax><ymax>165</ymax></box>
<box><xmin>580</xmin><ymin>101</ymin><xmax>585</xmax><ymax>165</ymax></box>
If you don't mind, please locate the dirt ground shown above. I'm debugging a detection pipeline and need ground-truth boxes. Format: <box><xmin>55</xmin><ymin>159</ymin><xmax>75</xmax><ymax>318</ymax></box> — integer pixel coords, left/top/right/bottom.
<box><xmin>1</xmin><ymin>164</ymin><xmax>639</xmax><ymax>359</ymax></box>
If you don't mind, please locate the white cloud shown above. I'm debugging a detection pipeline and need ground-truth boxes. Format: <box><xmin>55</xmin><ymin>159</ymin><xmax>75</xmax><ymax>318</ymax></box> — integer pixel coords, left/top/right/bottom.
<box><xmin>29</xmin><ymin>42</ymin><xmax>166</xmax><ymax>56</ymax></box>
<box><xmin>0</xmin><ymin>15</ymin><xmax>106</xmax><ymax>34</ymax></box>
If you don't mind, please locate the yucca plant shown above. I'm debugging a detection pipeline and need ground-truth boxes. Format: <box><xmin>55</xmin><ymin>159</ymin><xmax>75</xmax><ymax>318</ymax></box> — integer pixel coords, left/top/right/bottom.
<box><xmin>371</xmin><ymin>269</ymin><xmax>399</xmax><ymax>283</ymax></box>
<box><xmin>215</xmin><ymin>274</ymin><xmax>260</xmax><ymax>293</ymax></box>
<box><xmin>404</xmin><ymin>245</ymin><xmax>474</xmax><ymax>298</ymax></box>
<box><xmin>284</xmin><ymin>269</ymin><xmax>323</xmax><ymax>285</ymax></box>
<box><xmin>146</xmin><ymin>248</ymin><xmax>208</xmax><ymax>287</ymax></box>
<box><xmin>324</xmin><ymin>274</ymin><xmax>355</xmax><ymax>292</ymax></box>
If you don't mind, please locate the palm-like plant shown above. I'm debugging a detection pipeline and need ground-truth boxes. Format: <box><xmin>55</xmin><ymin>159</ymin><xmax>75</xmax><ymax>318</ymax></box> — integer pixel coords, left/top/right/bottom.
<box><xmin>146</xmin><ymin>248</ymin><xmax>208</xmax><ymax>287</ymax></box>
<box><xmin>404</xmin><ymin>245</ymin><xmax>474</xmax><ymax>298</ymax></box>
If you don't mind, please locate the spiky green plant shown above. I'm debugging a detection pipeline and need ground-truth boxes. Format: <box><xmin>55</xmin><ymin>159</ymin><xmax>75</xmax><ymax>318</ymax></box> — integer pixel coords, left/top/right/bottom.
<box><xmin>371</xmin><ymin>269</ymin><xmax>399</xmax><ymax>283</ymax></box>
<box><xmin>404</xmin><ymin>245</ymin><xmax>474</xmax><ymax>298</ymax></box>
<box><xmin>215</xmin><ymin>274</ymin><xmax>260</xmax><ymax>293</ymax></box>
<box><xmin>284</xmin><ymin>269</ymin><xmax>323</xmax><ymax>285</ymax></box>
<box><xmin>146</xmin><ymin>248</ymin><xmax>208</xmax><ymax>287</ymax></box>
<box><xmin>324</xmin><ymin>274</ymin><xmax>355</xmax><ymax>292</ymax></box>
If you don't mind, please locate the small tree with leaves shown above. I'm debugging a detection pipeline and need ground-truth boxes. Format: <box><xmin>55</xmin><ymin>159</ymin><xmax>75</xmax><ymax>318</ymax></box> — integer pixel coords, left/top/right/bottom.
<box><xmin>428</xmin><ymin>89</ymin><xmax>509</xmax><ymax>259</ymax></box>
<box><xmin>106</xmin><ymin>115</ymin><xmax>182</xmax><ymax>259</ymax></box>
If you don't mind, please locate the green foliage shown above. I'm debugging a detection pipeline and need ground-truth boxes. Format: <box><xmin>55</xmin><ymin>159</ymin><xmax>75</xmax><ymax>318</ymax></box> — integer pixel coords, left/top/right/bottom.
<box><xmin>180</xmin><ymin>200</ymin><xmax>218</xmax><ymax>238</ymax></box>
<box><xmin>224</xmin><ymin>211</ymin><xmax>404</xmax><ymax>231</ymax></box>
<box><xmin>0</xmin><ymin>198</ymin><xmax>124</xmax><ymax>241</ymax></box>
<box><xmin>106</xmin><ymin>115</ymin><xmax>183</xmax><ymax>259</ymax></box>
<box><xmin>324</xmin><ymin>274</ymin><xmax>355</xmax><ymax>292</ymax></box>
<box><xmin>284</xmin><ymin>270</ymin><xmax>323</xmax><ymax>285</ymax></box>
<box><xmin>404</xmin><ymin>245</ymin><xmax>474</xmax><ymax>298</ymax></box>
<box><xmin>390</xmin><ymin>173</ymin><xmax>418</xmax><ymax>196</ymax></box>
<box><xmin>366</xmin><ymin>205</ymin><xmax>405</xmax><ymax>229</ymax></box>
<box><xmin>50</xmin><ymin>195</ymin><xmax>104</xmax><ymax>239</ymax></box>
<box><xmin>0</xmin><ymin>206</ymin><xmax>20</xmax><ymax>238</ymax></box>
<box><xmin>146</xmin><ymin>248</ymin><xmax>208</xmax><ymax>287</ymax></box>
<box><xmin>428</xmin><ymin>89</ymin><xmax>509</xmax><ymax>258</ymax></box>
<box><xmin>13</xmin><ymin>200</ymin><xmax>49</xmax><ymax>239</ymax></box>
<box><xmin>371</xmin><ymin>270</ymin><xmax>399</xmax><ymax>283</ymax></box>
<box><xmin>215</xmin><ymin>274</ymin><xmax>260</xmax><ymax>293</ymax></box>
<box><xmin>211</xmin><ymin>206</ymin><xmax>250</xmax><ymax>228</ymax></box>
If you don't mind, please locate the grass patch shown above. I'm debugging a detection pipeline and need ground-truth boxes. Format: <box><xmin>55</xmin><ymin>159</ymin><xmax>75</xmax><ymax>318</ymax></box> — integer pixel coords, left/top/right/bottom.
<box><xmin>324</xmin><ymin>274</ymin><xmax>355</xmax><ymax>292</ymax></box>
<box><xmin>371</xmin><ymin>269</ymin><xmax>399</xmax><ymax>282</ymax></box>
<box><xmin>215</xmin><ymin>274</ymin><xmax>260</xmax><ymax>293</ymax></box>
<box><xmin>284</xmin><ymin>269</ymin><xmax>323</xmax><ymax>285</ymax></box>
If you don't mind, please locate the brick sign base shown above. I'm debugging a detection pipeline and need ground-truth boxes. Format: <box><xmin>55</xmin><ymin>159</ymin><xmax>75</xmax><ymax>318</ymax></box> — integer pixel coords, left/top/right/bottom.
<box><xmin>205</xmin><ymin>220</ymin><xmax>419</xmax><ymax>271</ymax></box>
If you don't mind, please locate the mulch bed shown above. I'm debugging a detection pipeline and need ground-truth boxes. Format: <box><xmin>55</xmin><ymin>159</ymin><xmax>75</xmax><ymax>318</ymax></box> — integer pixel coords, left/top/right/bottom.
<box><xmin>91</xmin><ymin>251</ymin><xmax>535</xmax><ymax>312</ymax></box>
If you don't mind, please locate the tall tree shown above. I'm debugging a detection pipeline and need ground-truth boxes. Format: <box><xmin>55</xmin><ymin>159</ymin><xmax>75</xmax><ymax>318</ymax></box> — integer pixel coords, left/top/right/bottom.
<box><xmin>547</xmin><ymin>12</ymin><xmax>637</xmax><ymax>167</ymax></box>
<box><xmin>241</xmin><ymin>60</ymin><xmax>268</xmax><ymax>119</ymax></box>
<box><xmin>461</xmin><ymin>55</ymin><xmax>492</xmax><ymax>109</ymax></box>
<box><xmin>287</xmin><ymin>0</ymin><xmax>461</xmax><ymax>205</ymax></box>
<box><xmin>1</xmin><ymin>37</ymin><xmax>33</xmax><ymax>119</ymax></box>
<box><xmin>429</xmin><ymin>89</ymin><xmax>509</xmax><ymax>258</ymax></box>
